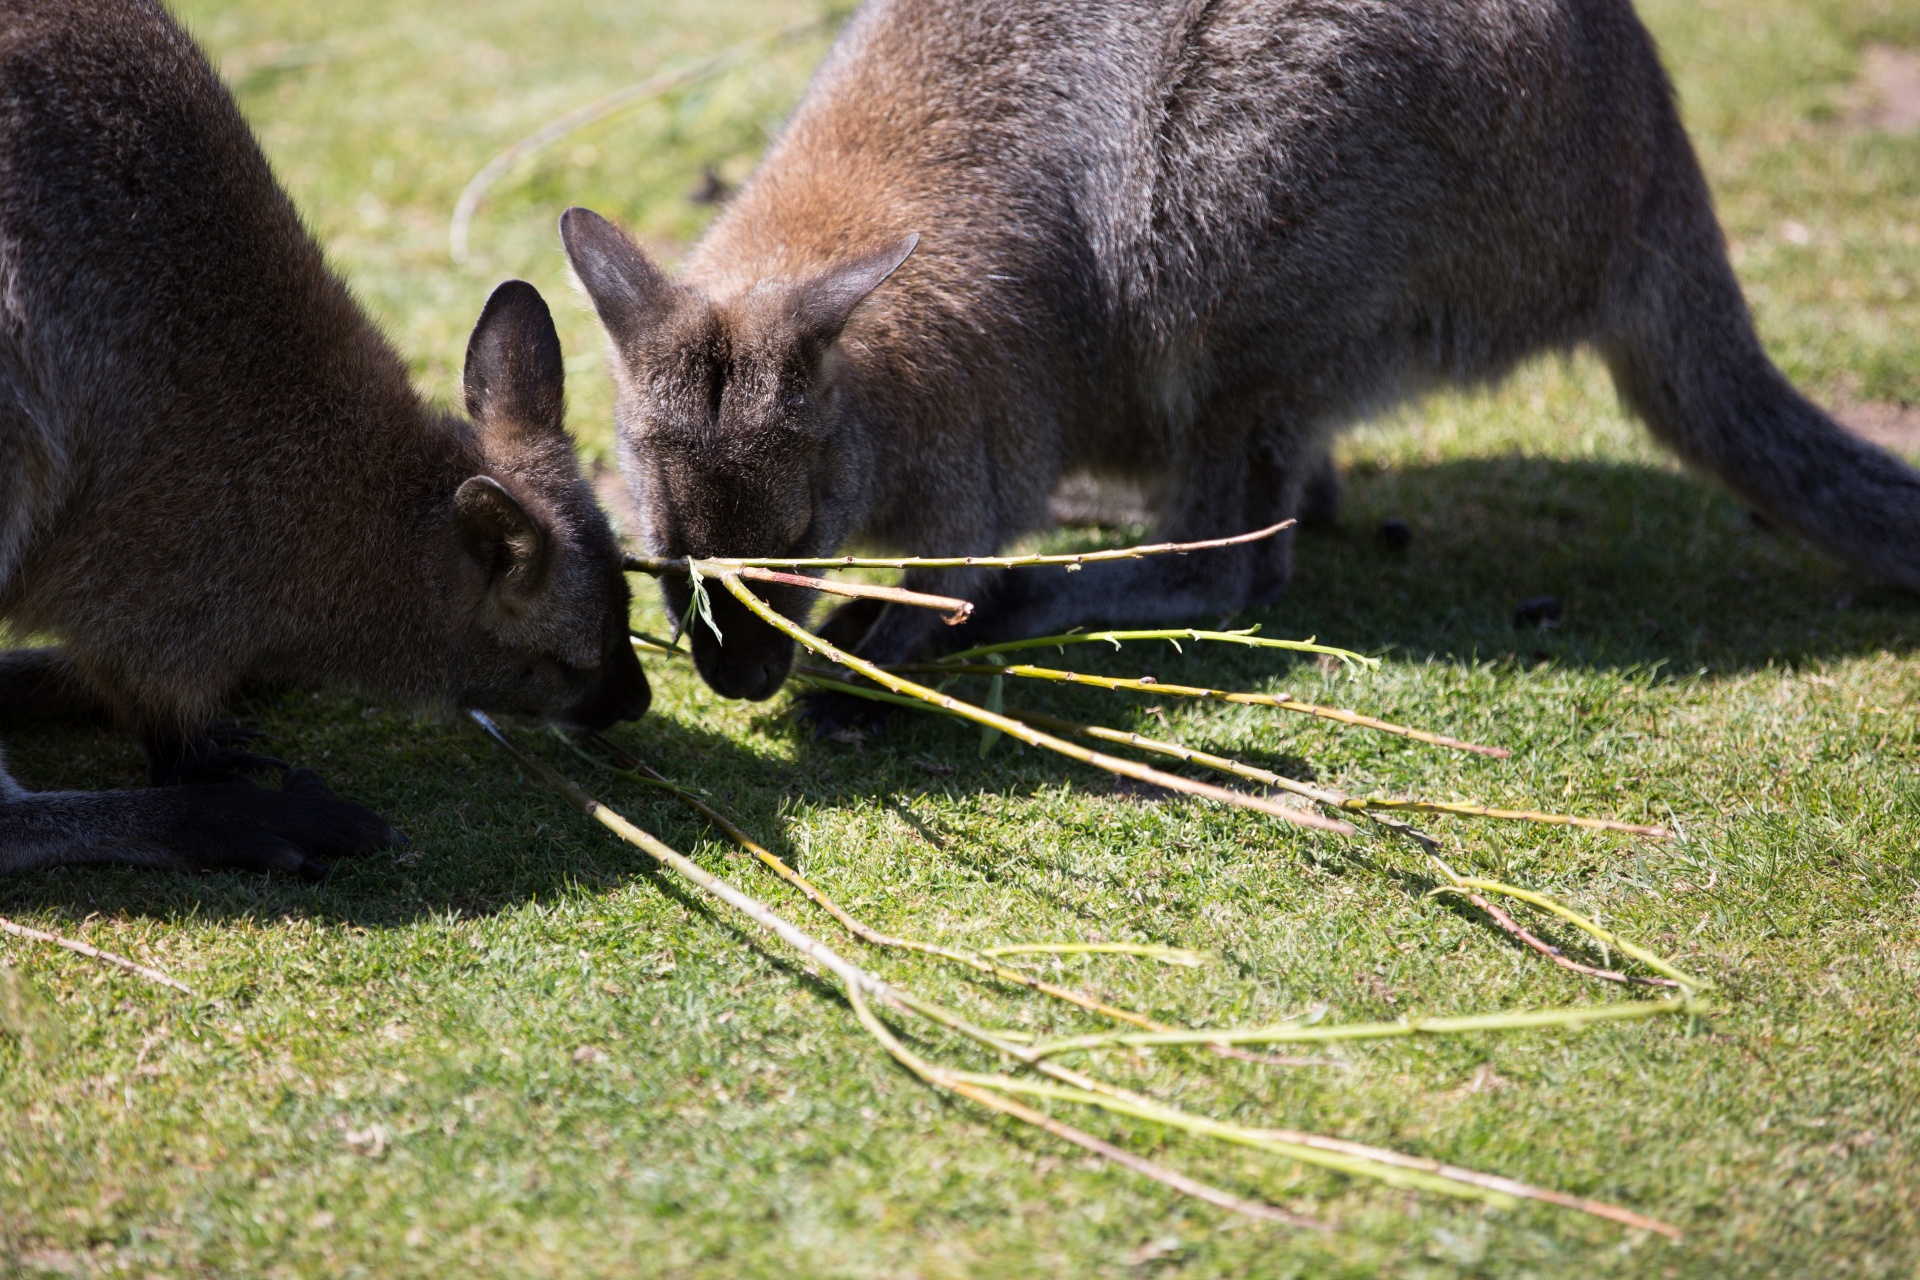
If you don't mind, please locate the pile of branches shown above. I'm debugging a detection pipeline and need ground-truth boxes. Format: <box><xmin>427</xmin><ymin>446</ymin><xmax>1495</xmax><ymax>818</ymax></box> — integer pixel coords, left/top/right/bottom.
<box><xmin>475</xmin><ymin>523</ymin><xmax>1704</xmax><ymax>1237</ymax></box>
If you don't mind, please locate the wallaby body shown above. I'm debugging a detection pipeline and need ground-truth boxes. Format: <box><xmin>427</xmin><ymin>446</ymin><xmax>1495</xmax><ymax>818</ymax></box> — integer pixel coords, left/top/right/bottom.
<box><xmin>0</xmin><ymin>0</ymin><xmax>649</xmax><ymax>877</ymax></box>
<box><xmin>565</xmin><ymin>0</ymin><xmax>1920</xmax><ymax>701</ymax></box>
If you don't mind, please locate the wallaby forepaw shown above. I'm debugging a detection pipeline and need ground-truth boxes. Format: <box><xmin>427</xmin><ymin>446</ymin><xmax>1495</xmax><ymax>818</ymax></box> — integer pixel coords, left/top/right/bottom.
<box><xmin>162</xmin><ymin>774</ymin><xmax>401</xmax><ymax>876</ymax></box>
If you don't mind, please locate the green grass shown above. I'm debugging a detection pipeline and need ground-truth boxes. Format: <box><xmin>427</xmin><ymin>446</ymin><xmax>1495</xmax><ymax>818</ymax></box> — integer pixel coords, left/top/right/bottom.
<box><xmin>4</xmin><ymin>0</ymin><xmax>1920</xmax><ymax>1275</ymax></box>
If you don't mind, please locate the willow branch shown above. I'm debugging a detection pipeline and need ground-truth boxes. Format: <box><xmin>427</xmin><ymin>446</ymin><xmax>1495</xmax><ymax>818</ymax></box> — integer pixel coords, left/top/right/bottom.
<box><xmin>449</xmin><ymin>16</ymin><xmax>831</xmax><ymax>262</ymax></box>
<box><xmin>890</xmin><ymin>662</ymin><xmax>1508</xmax><ymax>757</ymax></box>
<box><xmin>626</xmin><ymin>521</ymin><xmax>1294</xmax><ymax>573</ymax></box>
<box><xmin>938</xmin><ymin>626</ymin><xmax>1377</xmax><ymax>670</ymax></box>
<box><xmin>721</xmin><ymin>576</ymin><xmax>1354</xmax><ymax>835</ymax></box>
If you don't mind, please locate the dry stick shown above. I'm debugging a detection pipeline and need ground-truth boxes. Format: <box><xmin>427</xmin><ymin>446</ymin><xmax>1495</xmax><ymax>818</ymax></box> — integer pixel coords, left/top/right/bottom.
<box><xmin>574</xmin><ymin>732</ymin><xmax>1181</xmax><ymax>1034</ymax></box>
<box><xmin>626</xmin><ymin>520</ymin><xmax>1295</xmax><ymax>574</ymax></box>
<box><xmin>840</xmin><ymin>981</ymin><xmax>1327</xmax><ymax>1229</ymax></box>
<box><xmin>626</xmin><ymin>560</ymin><xmax>976</xmax><ymax>624</ymax></box>
<box><xmin>1456</xmin><ymin>891</ymin><xmax>1677</xmax><ymax>988</ymax></box>
<box><xmin>473</xmin><ymin>711</ymin><xmax>1325</xmax><ymax>1227</ymax></box>
<box><xmin>939</xmin><ymin>1073</ymin><xmax>1682</xmax><ymax>1240</ymax></box>
<box><xmin>483</xmin><ymin>714</ymin><xmax>1677</xmax><ymax>1233</ymax></box>
<box><xmin>0</xmin><ymin>916</ymin><xmax>194</xmax><ymax>995</ymax></box>
<box><xmin>997</xmin><ymin>705</ymin><xmax>1661</xmax><ymax>836</ymax></box>
<box><xmin>939</xmin><ymin>626</ymin><xmax>1377</xmax><ymax>669</ymax></box>
<box><xmin>799</xmin><ymin>671</ymin><xmax>1686</xmax><ymax>990</ymax></box>
<box><xmin>748</xmin><ymin>577</ymin><xmax>1702</xmax><ymax>992</ymax></box>
<box><xmin>719</xmin><ymin>576</ymin><xmax>1354</xmax><ymax>836</ymax></box>
<box><xmin>895</xmin><ymin>662</ymin><xmax>1509</xmax><ymax>758</ymax></box>
<box><xmin>575</xmin><ymin>732</ymin><xmax>1340</xmax><ymax>1069</ymax></box>
<box><xmin>449</xmin><ymin>15</ymin><xmax>832</xmax><ymax>263</ymax></box>
<box><xmin>1026</xmin><ymin>998</ymin><xmax>1692</xmax><ymax>1056</ymax></box>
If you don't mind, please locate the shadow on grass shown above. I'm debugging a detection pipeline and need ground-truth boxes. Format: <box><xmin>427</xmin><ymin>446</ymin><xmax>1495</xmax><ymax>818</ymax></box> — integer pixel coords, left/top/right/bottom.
<box><xmin>3</xmin><ymin>454</ymin><xmax>1916</xmax><ymax>934</ymax></box>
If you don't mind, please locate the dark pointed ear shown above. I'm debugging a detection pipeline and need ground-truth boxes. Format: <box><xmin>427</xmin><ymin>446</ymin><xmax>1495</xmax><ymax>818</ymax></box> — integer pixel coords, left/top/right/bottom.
<box><xmin>453</xmin><ymin>475</ymin><xmax>549</xmax><ymax>594</ymax></box>
<box><xmin>560</xmin><ymin>207</ymin><xmax>674</xmax><ymax>350</ymax></box>
<box><xmin>792</xmin><ymin>233</ymin><xmax>918</xmax><ymax>345</ymax></box>
<box><xmin>464</xmin><ymin>280</ymin><xmax>565</xmax><ymax>438</ymax></box>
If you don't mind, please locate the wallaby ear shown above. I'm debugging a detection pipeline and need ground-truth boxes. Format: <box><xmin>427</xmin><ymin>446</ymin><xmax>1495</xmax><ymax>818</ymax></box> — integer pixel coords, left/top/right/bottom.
<box><xmin>464</xmin><ymin>280</ymin><xmax>566</xmax><ymax>438</ymax></box>
<box><xmin>560</xmin><ymin>206</ymin><xmax>675</xmax><ymax>350</ymax></box>
<box><xmin>453</xmin><ymin>475</ymin><xmax>549</xmax><ymax>593</ymax></box>
<box><xmin>792</xmin><ymin>232</ymin><xmax>919</xmax><ymax>345</ymax></box>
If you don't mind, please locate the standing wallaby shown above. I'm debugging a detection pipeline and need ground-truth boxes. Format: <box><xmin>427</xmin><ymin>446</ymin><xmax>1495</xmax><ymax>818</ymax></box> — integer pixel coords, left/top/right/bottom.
<box><xmin>562</xmin><ymin>0</ymin><xmax>1920</xmax><ymax>703</ymax></box>
<box><xmin>0</xmin><ymin>0</ymin><xmax>650</xmax><ymax>879</ymax></box>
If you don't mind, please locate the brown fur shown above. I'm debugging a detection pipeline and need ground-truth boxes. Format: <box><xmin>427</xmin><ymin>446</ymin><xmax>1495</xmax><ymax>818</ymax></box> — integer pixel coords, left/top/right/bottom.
<box><xmin>0</xmin><ymin>0</ymin><xmax>648</xmax><ymax>878</ymax></box>
<box><xmin>564</xmin><ymin>0</ymin><xmax>1920</xmax><ymax>704</ymax></box>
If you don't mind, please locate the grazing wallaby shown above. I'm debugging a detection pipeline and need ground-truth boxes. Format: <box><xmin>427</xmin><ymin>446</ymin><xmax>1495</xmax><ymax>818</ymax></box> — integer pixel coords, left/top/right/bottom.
<box><xmin>0</xmin><ymin>0</ymin><xmax>650</xmax><ymax>879</ymax></box>
<box><xmin>563</xmin><ymin>0</ymin><xmax>1920</xmax><ymax>703</ymax></box>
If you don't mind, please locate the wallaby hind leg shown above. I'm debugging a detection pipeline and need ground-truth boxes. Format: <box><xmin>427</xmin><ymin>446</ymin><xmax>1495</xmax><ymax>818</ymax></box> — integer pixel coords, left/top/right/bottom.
<box><xmin>0</xmin><ymin>648</ymin><xmax>112</xmax><ymax>731</ymax></box>
<box><xmin>0</xmin><ymin>756</ymin><xmax>400</xmax><ymax>880</ymax></box>
<box><xmin>1599</xmin><ymin>127</ymin><xmax>1920</xmax><ymax>591</ymax></box>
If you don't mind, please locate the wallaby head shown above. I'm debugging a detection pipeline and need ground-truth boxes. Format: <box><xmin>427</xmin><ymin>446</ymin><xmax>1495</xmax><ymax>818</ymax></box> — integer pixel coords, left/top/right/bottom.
<box><xmin>452</xmin><ymin>279</ymin><xmax>651</xmax><ymax>728</ymax></box>
<box><xmin>560</xmin><ymin>207</ymin><xmax>915</xmax><ymax>699</ymax></box>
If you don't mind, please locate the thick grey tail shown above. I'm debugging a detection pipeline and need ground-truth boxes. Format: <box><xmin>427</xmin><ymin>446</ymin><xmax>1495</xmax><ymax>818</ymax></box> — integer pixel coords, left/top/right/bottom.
<box><xmin>1601</xmin><ymin>139</ymin><xmax>1920</xmax><ymax>593</ymax></box>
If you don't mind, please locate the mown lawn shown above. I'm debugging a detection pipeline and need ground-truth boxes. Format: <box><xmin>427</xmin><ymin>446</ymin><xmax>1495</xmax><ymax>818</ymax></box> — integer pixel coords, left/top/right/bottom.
<box><xmin>4</xmin><ymin>1</ymin><xmax>1920</xmax><ymax>1276</ymax></box>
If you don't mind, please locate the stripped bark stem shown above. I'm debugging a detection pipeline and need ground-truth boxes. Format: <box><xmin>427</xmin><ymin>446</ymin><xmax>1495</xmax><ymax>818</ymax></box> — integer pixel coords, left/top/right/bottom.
<box><xmin>476</xmin><ymin>712</ymin><xmax>1678</xmax><ymax>1236</ymax></box>
<box><xmin>626</xmin><ymin>520</ymin><xmax>1294</xmax><ymax>573</ymax></box>
<box><xmin>937</xmin><ymin>626</ymin><xmax>1377</xmax><ymax>670</ymax></box>
<box><xmin>994</xmin><ymin>705</ymin><xmax>1657</xmax><ymax>834</ymax></box>
<box><xmin>571</xmin><ymin>733</ymin><xmax>1182</xmax><ymax>1032</ymax></box>
<box><xmin>894</xmin><ymin>661</ymin><xmax>1508</xmax><ymax>757</ymax></box>
<box><xmin>1026</xmin><ymin>997</ymin><xmax>1694</xmax><ymax>1056</ymax></box>
<box><xmin>625</xmin><ymin>561</ymin><xmax>975</xmax><ymax>623</ymax></box>
<box><xmin>718</xmin><ymin>576</ymin><xmax>1355</xmax><ymax>834</ymax></box>
<box><xmin>0</xmin><ymin>916</ymin><xmax>194</xmax><ymax>995</ymax></box>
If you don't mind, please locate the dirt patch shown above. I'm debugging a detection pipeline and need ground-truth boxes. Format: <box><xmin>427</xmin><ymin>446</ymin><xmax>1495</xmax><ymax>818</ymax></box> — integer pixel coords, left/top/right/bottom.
<box><xmin>1850</xmin><ymin>45</ymin><xmax>1920</xmax><ymax>133</ymax></box>
<box><xmin>1833</xmin><ymin>397</ymin><xmax>1920</xmax><ymax>456</ymax></box>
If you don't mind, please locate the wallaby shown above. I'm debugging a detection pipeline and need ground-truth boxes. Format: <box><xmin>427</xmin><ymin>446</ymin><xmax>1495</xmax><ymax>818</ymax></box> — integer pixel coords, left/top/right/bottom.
<box><xmin>564</xmin><ymin>0</ymin><xmax>1920</xmax><ymax>704</ymax></box>
<box><xmin>0</xmin><ymin>0</ymin><xmax>649</xmax><ymax>879</ymax></box>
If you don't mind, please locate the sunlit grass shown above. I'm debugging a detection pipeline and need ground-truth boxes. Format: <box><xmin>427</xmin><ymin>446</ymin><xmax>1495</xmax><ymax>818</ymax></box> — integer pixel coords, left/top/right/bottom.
<box><xmin>2</xmin><ymin>0</ymin><xmax>1918</xmax><ymax>1276</ymax></box>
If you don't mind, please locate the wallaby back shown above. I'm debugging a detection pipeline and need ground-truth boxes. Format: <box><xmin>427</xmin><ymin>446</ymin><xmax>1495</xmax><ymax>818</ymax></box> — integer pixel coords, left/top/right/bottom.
<box><xmin>566</xmin><ymin>0</ymin><xmax>1920</xmax><ymax>701</ymax></box>
<box><xmin>0</xmin><ymin>0</ymin><xmax>648</xmax><ymax>878</ymax></box>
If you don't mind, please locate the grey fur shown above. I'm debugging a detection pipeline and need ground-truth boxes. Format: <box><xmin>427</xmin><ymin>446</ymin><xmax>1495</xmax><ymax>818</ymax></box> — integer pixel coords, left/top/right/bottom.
<box><xmin>566</xmin><ymin>0</ymin><xmax>1920</xmax><ymax>700</ymax></box>
<box><xmin>0</xmin><ymin>0</ymin><xmax>649</xmax><ymax>878</ymax></box>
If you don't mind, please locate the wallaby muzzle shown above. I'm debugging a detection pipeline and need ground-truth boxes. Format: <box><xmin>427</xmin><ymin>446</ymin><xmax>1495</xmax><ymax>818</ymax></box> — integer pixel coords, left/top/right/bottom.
<box><xmin>683</xmin><ymin>581</ymin><xmax>800</xmax><ymax>702</ymax></box>
<box><xmin>560</xmin><ymin>631</ymin><xmax>653</xmax><ymax>729</ymax></box>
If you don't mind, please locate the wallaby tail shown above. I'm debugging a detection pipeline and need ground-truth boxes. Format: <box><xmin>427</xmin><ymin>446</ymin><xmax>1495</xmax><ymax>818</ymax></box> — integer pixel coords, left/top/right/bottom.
<box><xmin>1600</xmin><ymin>138</ymin><xmax>1920</xmax><ymax>593</ymax></box>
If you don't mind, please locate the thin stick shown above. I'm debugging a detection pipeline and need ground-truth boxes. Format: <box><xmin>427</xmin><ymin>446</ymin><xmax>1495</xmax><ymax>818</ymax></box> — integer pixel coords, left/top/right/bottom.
<box><xmin>896</xmin><ymin>662</ymin><xmax>1508</xmax><ymax>757</ymax></box>
<box><xmin>449</xmin><ymin>16</ymin><xmax>831</xmax><ymax>262</ymax></box>
<box><xmin>843</xmin><ymin>982</ymin><xmax>1328</xmax><ymax>1229</ymax></box>
<box><xmin>997</xmin><ymin>704</ymin><xmax>1658</xmax><ymax>836</ymax></box>
<box><xmin>626</xmin><ymin>561</ymin><xmax>976</xmax><ymax>624</ymax></box>
<box><xmin>1456</xmin><ymin>890</ymin><xmax>1678</xmax><ymax>988</ymax></box>
<box><xmin>720</xmin><ymin>575</ymin><xmax>1355</xmax><ymax>835</ymax></box>
<box><xmin>796</xmin><ymin>673</ymin><xmax>1687</xmax><ymax>990</ymax></box>
<box><xmin>1434</xmin><ymin>880</ymin><xmax>1709</xmax><ymax>990</ymax></box>
<box><xmin>939</xmin><ymin>626</ymin><xmax>1377</xmax><ymax>670</ymax></box>
<box><xmin>626</xmin><ymin>520</ymin><xmax>1294</xmax><ymax>574</ymax></box>
<box><xmin>0</xmin><ymin>916</ymin><xmax>194</xmax><ymax>996</ymax></box>
<box><xmin>486</xmin><ymin>714</ymin><xmax>1674</xmax><ymax>1230</ymax></box>
<box><xmin>1026</xmin><ymin>997</ymin><xmax>1694</xmax><ymax>1056</ymax></box>
<box><xmin>572</xmin><ymin>733</ymin><xmax>1178</xmax><ymax>1032</ymax></box>
<box><xmin>474</xmin><ymin>712</ymin><xmax>1331</xmax><ymax>1225</ymax></box>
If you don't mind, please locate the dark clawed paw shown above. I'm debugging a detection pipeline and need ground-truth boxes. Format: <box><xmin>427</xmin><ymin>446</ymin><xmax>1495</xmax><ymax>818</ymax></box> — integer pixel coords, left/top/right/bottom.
<box><xmin>148</xmin><ymin>726</ymin><xmax>289</xmax><ymax>786</ymax></box>
<box><xmin>796</xmin><ymin>689</ymin><xmax>894</xmax><ymax>741</ymax></box>
<box><xmin>165</xmin><ymin>774</ymin><xmax>403</xmax><ymax>877</ymax></box>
